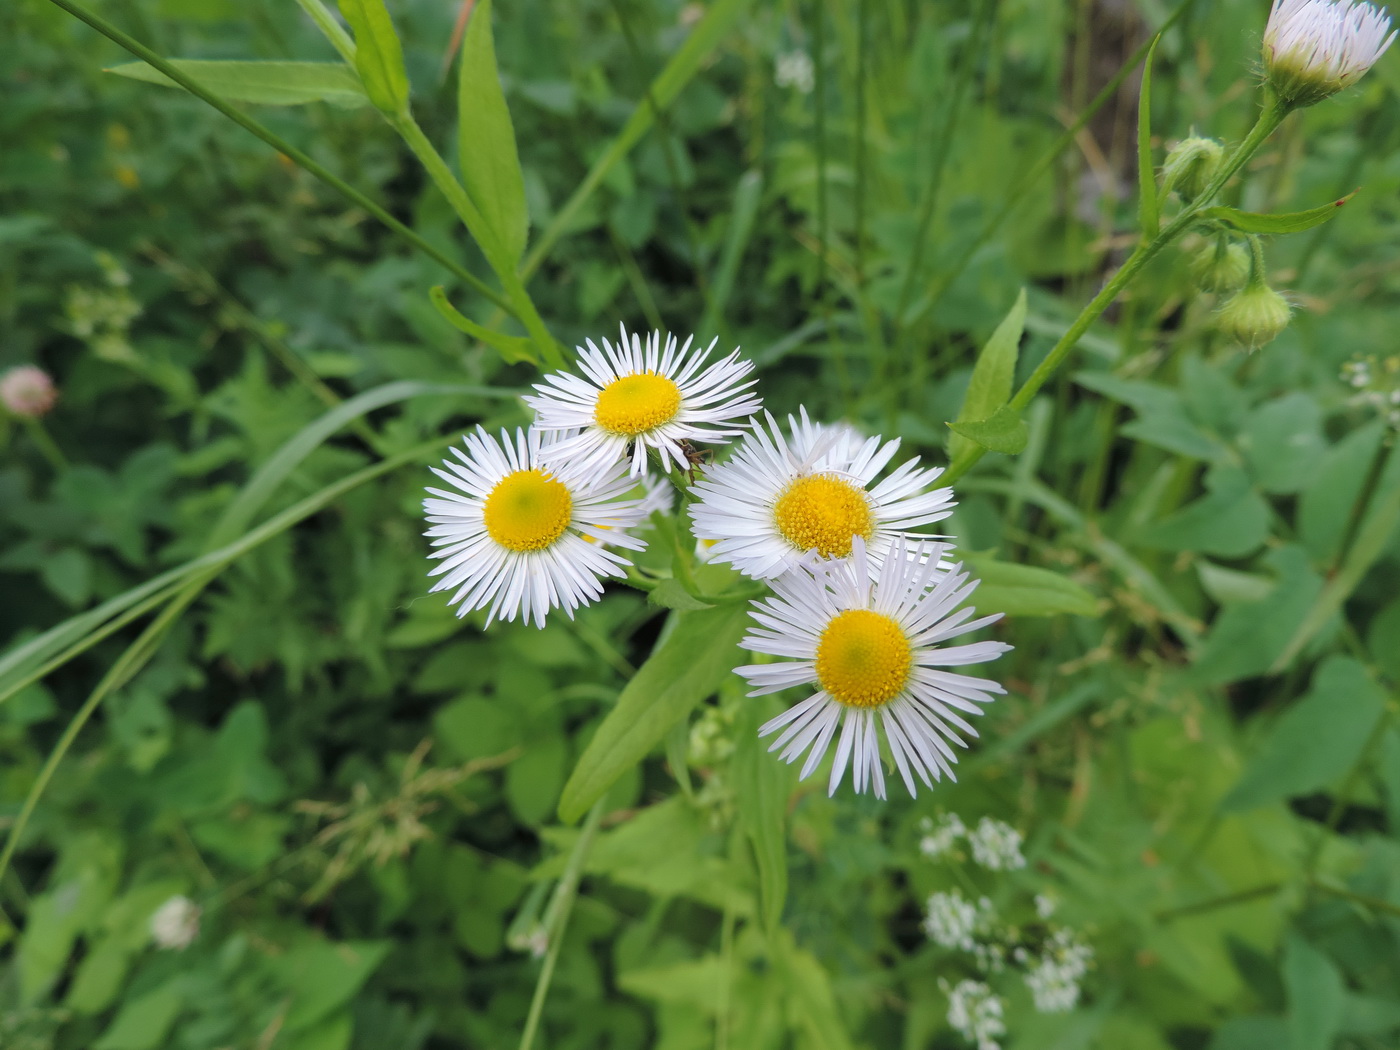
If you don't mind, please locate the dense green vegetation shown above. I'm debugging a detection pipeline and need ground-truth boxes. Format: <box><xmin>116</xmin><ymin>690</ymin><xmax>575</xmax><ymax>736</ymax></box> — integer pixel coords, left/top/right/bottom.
<box><xmin>3</xmin><ymin>1</ymin><xmax>1400</xmax><ymax>1048</ymax></box>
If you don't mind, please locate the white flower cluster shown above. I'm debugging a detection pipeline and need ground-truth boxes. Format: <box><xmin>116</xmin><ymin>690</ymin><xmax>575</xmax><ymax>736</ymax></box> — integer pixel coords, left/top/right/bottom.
<box><xmin>923</xmin><ymin>889</ymin><xmax>994</xmax><ymax>951</ymax></box>
<box><xmin>917</xmin><ymin>813</ymin><xmax>1025</xmax><ymax>870</ymax></box>
<box><xmin>774</xmin><ymin>50</ymin><xmax>815</xmax><ymax>94</ymax></box>
<box><xmin>918</xmin><ymin>813</ymin><xmax>967</xmax><ymax>858</ymax></box>
<box><xmin>1342</xmin><ymin>354</ymin><xmax>1400</xmax><ymax>429</ymax></box>
<box><xmin>424</xmin><ymin>324</ymin><xmax>1014</xmax><ymax>797</ymax></box>
<box><xmin>1018</xmin><ymin>929</ymin><xmax>1094</xmax><ymax>1013</ymax></box>
<box><xmin>149</xmin><ymin>895</ymin><xmax>200</xmax><ymax>950</ymax></box>
<box><xmin>942</xmin><ymin>979</ymin><xmax>1007</xmax><ymax>1050</ymax></box>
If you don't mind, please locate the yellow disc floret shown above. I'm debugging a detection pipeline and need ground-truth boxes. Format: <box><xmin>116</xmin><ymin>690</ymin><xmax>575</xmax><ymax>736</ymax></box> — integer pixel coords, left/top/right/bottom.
<box><xmin>594</xmin><ymin>373</ymin><xmax>683</xmax><ymax>436</ymax></box>
<box><xmin>772</xmin><ymin>474</ymin><xmax>873</xmax><ymax>558</ymax></box>
<box><xmin>814</xmin><ymin>609</ymin><xmax>912</xmax><ymax>708</ymax></box>
<box><xmin>484</xmin><ymin>469</ymin><xmax>573</xmax><ymax>552</ymax></box>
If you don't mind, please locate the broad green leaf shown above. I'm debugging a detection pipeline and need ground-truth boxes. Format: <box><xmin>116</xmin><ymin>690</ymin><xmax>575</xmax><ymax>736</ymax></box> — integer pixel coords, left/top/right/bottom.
<box><xmin>559</xmin><ymin>602</ymin><xmax>750</xmax><ymax>823</ymax></box>
<box><xmin>1138</xmin><ymin>35</ymin><xmax>1160</xmax><ymax>234</ymax></box>
<box><xmin>337</xmin><ymin>0</ymin><xmax>410</xmax><ymax>114</ymax></box>
<box><xmin>504</xmin><ymin>734</ymin><xmax>567</xmax><ymax>826</ymax></box>
<box><xmin>963</xmin><ymin>555</ymin><xmax>1098</xmax><ymax>618</ymax></box>
<box><xmin>107</xmin><ymin>60</ymin><xmax>368</xmax><ymax>107</ymax></box>
<box><xmin>1240</xmin><ymin>392</ymin><xmax>1325</xmax><ymax>495</ymax></box>
<box><xmin>1283</xmin><ymin>935</ymin><xmax>1344</xmax><ymax>1050</ymax></box>
<box><xmin>1299</xmin><ymin>421</ymin><xmax>1385</xmax><ymax>563</ymax></box>
<box><xmin>648</xmin><ymin>578</ymin><xmax>715</xmax><ymax>611</ymax></box>
<box><xmin>274</xmin><ymin>939</ymin><xmax>390</xmax><ymax>1031</ymax></box>
<box><xmin>948</xmin><ymin>289</ymin><xmax>1028</xmax><ymax>461</ymax></box>
<box><xmin>780</xmin><ymin>935</ymin><xmax>857</xmax><ymax>1050</ymax></box>
<box><xmin>93</xmin><ymin>983</ymin><xmax>183</xmax><ymax>1050</ymax></box>
<box><xmin>948</xmin><ymin>403</ymin><xmax>1028</xmax><ymax>455</ymax></box>
<box><xmin>430</xmin><ymin>286</ymin><xmax>540</xmax><ymax>365</ymax></box>
<box><xmin>457</xmin><ymin>0</ymin><xmax>529</xmax><ymax>266</ymax></box>
<box><xmin>1223</xmin><ymin>656</ymin><xmax>1386</xmax><ymax>811</ymax></box>
<box><xmin>735</xmin><ymin>699</ymin><xmax>790</xmax><ymax>933</ymax></box>
<box><xmin>1139</xmin><ymin>466</ymin><xmax>1269</xmax><ymax>558</ymax></box>
<box><xmin>1201</xmin><ymin>192</ymin><xmax>1355</xmax><ymax>234</ymax></box>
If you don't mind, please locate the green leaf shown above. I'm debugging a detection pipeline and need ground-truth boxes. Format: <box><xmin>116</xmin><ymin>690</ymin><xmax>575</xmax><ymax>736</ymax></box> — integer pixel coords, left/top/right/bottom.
<box><xmin>948</xmin><ymin>289</ymin><xmax>1027</xmax><ymax>461</ymax></box>
<box><xmin>735</xmin><ymin>699</ymin><xmax>790</xmax><ymax>933</ymax></box>
<box><xmin>948</xmin><ymin>404</ymin><xmax>1028</xmax><ymax>456</ymax></box>
<box><xmin>1138</xmin><ymin>34</ymin><xmax>1160</xmax><ymax>235</ymax></box>
<box><xmin>559</xmin><ymin>603</ymin><xmax>751</xmax><ymax>823</ymax></box>
<box><xmin>457</xmin><ymin>0</ymin><xmax>529</xmax><ymax>266</ymax></box>
<box><xmin>1283</xmin><ymin>935</ymin><xmax>1345</xmax><ymax>1050</ymax></box>
<box><xmin>505</xmin><ymin>734</ymin><xmax>567</xmax><ymax>826</ymax></box>
<box><xmin>1201</xmin><ymin>192</ymin><xmax>1355</xmax><ymax>234</ymax></box>
<box><xmin>1240</xmin><ymin>393</ymin><xmax>1326</xmax><ymax>495</ymax></box>
<box><xmin>963</xmin><ymin>555</ymin><xmax>1098</xmax><ymax>618</ymax></box>
<box><xmin>1139</xmin><ymin>466</ymin><xmax>1270</xmax><ymax>559</ymax></box>
<box><xmin>1223</xmin><ymin>656</ymin><xmax>1386</xmax><ymax>811</ymax></box>
<box><xmin>275</xmin><ymin>939</ymin><xmax>390</xmax><ymax>1032</ymax></box>
<box><xmin>1299</xmin><ymin>421</ymin><xmax>1385</xmax><ymax>563</ymax></box>
<box><xmin>106</xmin><ymin>60</ymin><xmax>368</xmax><ymax>107</ymax></box>
<box><xmin>337</xmin><ymin>0</ymin><xmax>410</xmax><ymax>114</ymax></box>
<box><xmin>430</xmin><ymin>286</ymin><xmax>540</xmax><ymax>365</ymax></box>
<box><xmin>648</xmin><ymin>578</ymin><xmax>715</xmax><ymax>611</ymax></box>
<box><xmin>93</xmin><ymin>983</ymin><xmax>183</xmax><ymax>1050</ymax></box>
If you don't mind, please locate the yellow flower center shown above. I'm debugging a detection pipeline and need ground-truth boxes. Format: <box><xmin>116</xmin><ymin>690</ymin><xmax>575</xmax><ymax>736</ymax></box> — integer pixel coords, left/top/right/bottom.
<box><xmin>814</xmin><ymin>609</ymin><xmax>912</xmax><ymax>708</ymax></box>
<box><xmin>483</xmin><ymin>469</ymin><xmax>573</xmax><ymax>552</ymax></box>
<box><xmin>772</xmin><ymin>474</ymin><xmax>873</xmax><ymax>558</ymax></box>
<box><xmin>594</xmin><ymin>373</ymin><xmax>682</xmax><ymax>436</ymax></box>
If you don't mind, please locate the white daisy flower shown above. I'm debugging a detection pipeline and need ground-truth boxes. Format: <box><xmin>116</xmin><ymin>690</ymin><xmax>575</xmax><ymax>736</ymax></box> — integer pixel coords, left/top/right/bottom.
<box><xmin>688</xmin><ymin>408</ymin><xmax>955</xmax><ymax>580</ymax></box>
<box><xmin>525</xmin><ymin>324</ymin><xmax>762</xmax><ymax>478</ymax></box>
<box><xmin>423</xmin><ymin>426</ymin><xmax>647</xmax><ymax>628</ymax></box>
<box><xmin>735</xmin><ymin>537</ymin><xmax>1010</xmax><ymax>798</ymax></box>
<box><xmin>1264</xmin><ymin>0</ymin><xmax>1395</xmax><ymax>107</ymax></box>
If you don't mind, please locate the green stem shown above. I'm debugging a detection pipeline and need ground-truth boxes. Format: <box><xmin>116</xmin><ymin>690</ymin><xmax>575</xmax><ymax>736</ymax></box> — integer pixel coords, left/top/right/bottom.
<box><xmin>1152</xmin><ymin>881</ymin><xmax>1283</xmax><ymax>922</ymax></box>
<box><xmin>519</xmin><ymin>798</ymin><xmax>606</xmax><ymax>1050</ymax></box>
<box><xmin>389</xmin><ymin>115</ymin><xmax>563</xmax><ymax>370</ymax></box>
<box><xmin>23</xmin><ymin>418</ymin><xmax>69</xmax><ymax>472</ymax></box>
<box><xmin>942</xmin><ymin>101</ymin><xmax>1287</xmax><ymax>486</ymax></box>
<box><xmin>44</xmin><ymin>0</ymin><xmax>515</xmax><ymax>317</ymax></box>
<box><xmin>294</xmin><ymin>0</ymin><xmax>357</xmax><ymax>65</ymax></box>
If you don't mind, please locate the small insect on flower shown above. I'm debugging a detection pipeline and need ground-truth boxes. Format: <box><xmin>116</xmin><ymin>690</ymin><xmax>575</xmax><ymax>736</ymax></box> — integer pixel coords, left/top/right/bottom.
<box><xmin>525</xmin><ymin>324</ymin><xmax>762</xmax><ymax>479</ymax></box>
<box><xmin>735</xmin><ymin>536</ymin><xmax>1010</xmax><ymax>798</ymax></box>
<box><xmin>423</xmin><ymin>427</ymin><xmax>648</xmax><ymax>628</ymax></box>
<box><xmin>1263</xmin><ymin>0</ymin><xmax>1396</xmax><ymax>107</ymax></box>
<box><xmin>689</xmin><ymin>409</ymin><xmax>955</xmax><ymax>581</ymax></box>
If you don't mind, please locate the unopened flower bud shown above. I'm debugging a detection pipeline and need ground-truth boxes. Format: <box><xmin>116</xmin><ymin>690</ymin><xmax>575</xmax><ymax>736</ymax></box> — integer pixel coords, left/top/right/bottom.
<box><xmin>0</xmin><ymin>366</ymin><xmax>58</xmax><ymax>418</ymax></box>
<box><xmin>1162</xmin><ymin>137</ymin><xmax>1224</xmax><ymax>200</ymax></box>
<box><xmin>1190</xmin><ymin>241</ymin><xmax>1251</xmax><ymax>293</ymax></box>
<box><xmin>1264</xmin><ymin>0</ymin><xmax>1396</xmax><ymax>108</ymax></box>
<box><xmin>1216</xmin><ymin>284</ymin><xmax>1293</xmax><ymax>348</ymax></box>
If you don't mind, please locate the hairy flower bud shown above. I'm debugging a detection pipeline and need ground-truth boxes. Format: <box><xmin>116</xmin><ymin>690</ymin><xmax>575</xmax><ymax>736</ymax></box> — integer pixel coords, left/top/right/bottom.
<box><xmin>1190</xmin><ymin>241</ymin><xmax>1251</xmax><ymax>293</ymax></box>
<box><xmin>0</xmin><ymin>366</ymin><xmax>58</xmax><ymax>419</ymax></box>
<box><xmin>1217</xmin><ymin>284</ymin><xmax>1293</xmax><ymax>348</ymax></box>
<box><xmin>1162</xmin><ymin>137</ymin><xmax>1224</xmax><ymax>200</ymax></box>
<box><xmin>1264</xmin><ymin>0</ymin><xmax>1396</xmax><ymax>108</ymax></box>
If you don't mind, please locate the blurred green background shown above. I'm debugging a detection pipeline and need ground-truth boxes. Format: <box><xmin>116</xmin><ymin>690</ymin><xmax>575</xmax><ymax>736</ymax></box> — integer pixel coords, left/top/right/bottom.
<box><xmin>3</xmin><ymin>0</ymin><xmax>1400</xmax><ymax>1048</ymax></box>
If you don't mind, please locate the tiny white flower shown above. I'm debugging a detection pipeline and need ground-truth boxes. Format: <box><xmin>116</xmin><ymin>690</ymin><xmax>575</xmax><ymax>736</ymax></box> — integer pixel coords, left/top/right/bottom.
<box><xmin>1024</xmin><ymin>928</ymin><xmax>1093</xmax><ymax>1013</ymax></box>
<box><xmin>735</xmin><ymin>537</ymin><xmax>1010</xmax><ymax>798</ymax></box>
<box><xmin>423</xmin><ymin>426</ymin><xmax>647</xmax><ymax>628</ymax></box>
<box><xmin>919</xmin><ymin>812</ymin><xmax>967</xmax><ymax>858</ymax></box>
<box><xmin>1034</xmin><ymin>893</ymin><xmax>1057</xmax><ymax>920</ymax></box>
<box><xmin>967</xmin><ymin>816</ymin><xmax>1027</xmax><ymax>871</ymax></box>
<box><xmin>943</xmin><ymin>978</ymin><xmax>1007</xmax><ymax>1050</ymax></box>
<box><xmin>1264</xmin><ymin>0</ymin><xmax>1395</xmax><ymax>106</ymax></box>
<box><xmin>690</xmin><ymin>409</ymin><xmax>955</xmax><ymax>582</ymax></box>
<box><xmin>149</xmin><ymin>895</ymin><xmax>200</xmax><ymax>950</ymax></box>
<box><xmin>525</xmin><ymin>324</ymin><xmax>761</xmax><ymax>479</ymax></box>
<box><xmin>774</xmin><ymin>50</ymin><xmax>816</xmax><ymax>94</ymax></box>
<box><xmin>924</xmin><ymin>889</ymin><xmax>990</xmax><ymax>951</ymax></box>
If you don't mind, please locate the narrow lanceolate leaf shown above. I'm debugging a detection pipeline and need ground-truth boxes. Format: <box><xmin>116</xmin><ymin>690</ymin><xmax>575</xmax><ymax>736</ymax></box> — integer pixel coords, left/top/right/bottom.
<box><xmin>338</xmin><ymin>0</ymin><xmax>410</xmax><ymax>114</ymax></box>
<box><xmin>558</xmin><ymin>602</ymin><xmax>750</xmax><ymax>824</ymax></box>
<box><xmin>948</xmin><ymin>289</ymin><xmax>1028</xmax><ymax>461</ymax></box>
<box><xmin>963</xmin><ymin>555</ymin><xmax>1098</xmax><ymax>618</ymax></box>
<box><xmin>735</xmin><ymin>699</ymin><xmax>790</xmax><ymax>933</ymax></box>
<box><xmin>1137</xmin><ymin>34</ymin><xmax>1160</xmax><ymax>235</ymax></box>
<box><xmin>1201</xmin><ymin>192</ymin><xmax>1355</xmax><ymax>234</ymax></box>
<box><xmin>430</xmin><ymin>286</ymin><xmax>539</xmax><ymax>365</ymax></box>
<box><xmin>458</xmin><ymin>0</ymin><xmax>529</xmax><ymax>267</ymax></box>
<box><xmin>107</xmin><ymin>60</ymin><xmax>370</xmax><ymax>107</ymax></box>
<box><xmin>948</xmin><ymin>404</ymin><xmax>1028</xmax><ymax>456</ymax></box>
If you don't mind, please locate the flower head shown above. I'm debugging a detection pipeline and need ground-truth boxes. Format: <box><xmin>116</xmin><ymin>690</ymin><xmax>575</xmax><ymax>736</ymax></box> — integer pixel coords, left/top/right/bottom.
<box><xmin>967</xmin><ymin>816</ymin><xmax>1027</xmax><ymax>871</ymax></box>
<box><xmin>150</xmin><ymin>895</ymin><xmax>200</xmax><ymax>950</ymax></box>
<box><xmin>1161</xmin><ymin>137</ymin><xmax>1224</xmax><ymax>200</ymax></box>
<box><xmin>689</xmin><ymin>409</ymin><xmax>955</xmax><ymax>581</ymax></box>
<box><xmin>943</xmin><ymin>979</ymin><xmax>1007</xmax><ymax>1050</ymax></box>
<box><xmin>1216</xmin><ymin>282</ymin><xmax>1293</xmax><ymax>348</ymax></box>
<box><xmin>1</xmin><ymin>366</ymin><xmax>58</xmax><ymax>419</ymax></box>
<box><xmin>1023</xmin><ymin>929</ymin><xmax>1093</xmax><ymax>1013</ymax></box>
<box><xmin>525</xmin><ymin>325</ymin><xmax>761</xmax><ymax>479</ymax></box>
<box><xmin>735</xmin><ymin>536</ymin><xmax>1010</xmax><ymax>797</ymax></box>
<box><xmin>423</xmin><ymin>426</ymin><xmax>647</xmax><ymax>628</ymax></box>
<box><xmin>1264</xmin><ymin>0</ymin><xmax>1395</xmax><ymax>107</ymax></box>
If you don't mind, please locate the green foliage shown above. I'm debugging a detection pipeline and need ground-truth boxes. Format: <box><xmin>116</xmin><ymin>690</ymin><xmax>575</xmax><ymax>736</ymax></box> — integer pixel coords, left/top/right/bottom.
<box><xmin>107</xmin><ymin>60</ymin><xmax>369</xmax><ymax>107</ymax></box>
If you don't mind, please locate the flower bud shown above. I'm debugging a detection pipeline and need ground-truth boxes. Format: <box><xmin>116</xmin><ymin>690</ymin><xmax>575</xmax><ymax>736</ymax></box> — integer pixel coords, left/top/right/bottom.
<box><xmin>1216</xmin><ymin>284</ymin><xmax>1293</xmax><ymax>348</ymax></box>
<box><xmin>1162</xmin><ymin>137</ymin><xmax>1225</xmax><ymax>200</ymax></box>
<box><xmin>0</xmin><ymin>365</ymin><xmax>58</xmax><ymax>419</ymax></box>
<box><xmin>1264</xmin><ymin>0</ymin><xmax>1396</xmax><ymax>108</ymax></box>
<box><xmin>1190</xmin><ymin>241</ymin><xmax>1251</xmax><ymax>293</ymax></box>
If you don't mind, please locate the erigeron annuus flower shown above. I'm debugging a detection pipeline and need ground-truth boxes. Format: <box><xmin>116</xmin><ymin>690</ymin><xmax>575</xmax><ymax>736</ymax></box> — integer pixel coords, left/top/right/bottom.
<box><xmin>735</xmin><ymin>536</ymin><xmax>1010</xmax><ymax>797</ymax></box>
<box><xmin>1263</xmin><ymin>0</ymin><xmax>1395</xmax><ymax>107</ymax></box>
<box><xmin>423</xmin><ymin>426</ymin><xmax>647</xmax><ymax>628</ymax></box>
<box><xmin>525</xmin><ymin>324</ymin><xmax>761</xmax><ymax>478</ymax></box>
<box><xmin>690</xmin><ymin>409</ymin><xmax>955</xmax><ymax>581</ymax></box>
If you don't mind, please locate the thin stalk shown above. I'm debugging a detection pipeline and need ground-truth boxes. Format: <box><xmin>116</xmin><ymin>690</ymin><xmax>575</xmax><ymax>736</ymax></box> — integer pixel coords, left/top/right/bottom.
<box><xmin>1302</xmin><ymin>708</ymin><xmax>1394</xmax><ymax>882</ymax></box>
<box><xmin>1153</xmin><ymin>881</ymin><xmax>1283</xmax><ymax>922</ymax></box>
<box><xmin>44</xmin><ymin>0</ymin><xmax>515</xmax><ymax>316</ymax></box>
<box><xmin>22</xmin><ymin>419</ymin><xmax>69</xmax><ymax>472</ymax></box>
<box><xmin>294</xmin><ymin>0</ymin><xmax>357</xmax><ymax>65</ymax></box>
<box><xmin>519</xmin><ymin>798</ymin><xmax>606</xmax><ymax>1050</ymax></box>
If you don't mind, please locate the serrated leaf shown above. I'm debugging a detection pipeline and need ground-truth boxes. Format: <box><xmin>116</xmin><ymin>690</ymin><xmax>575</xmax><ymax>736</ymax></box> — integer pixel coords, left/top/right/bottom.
<box><xmin>1138</xmin><ymin>34</ymin><xmax>1160</xmax><ymax>234</ymax></box>
<box><xmin>429</xmin><ymin>286</ymin><xmax>539</xmax><ymax>365</ymax></box>
<box><xmin>948</xmin><ymin>289</ymin><xmax>1027</xmax><ymax>461</ymax></box>
<box><xmin>458</xmin><ymin>0</ymin><xmax>529</xmax><ymax>266</ymax></box>
<box><xmin>948</xmin><ymin>404</ymin><xmax>1028</xmax><ymax>456</ymax></box>
<box><xmin>963</xmin><ymin>555</ymin><xmax>1098</xmax><ymax>618</ymax></box>
<box><xmin>337</xmin><ymin>0</ymin><xmax>409</xmax><ymax>114</ymax></box>
<box><xmin>107</xmin><ymin>60</ymin><xmax>368</xmax><ymax>107</ymax></box>
<box><xmin>1201</xmin><ymin>193</ymin><xmax>1355</xmax><ymax>234</ymax></box>
<box><xmin>558</xmin><ymin>603</ymin><xmax>750</xmax><ymax>823</ymax></box>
